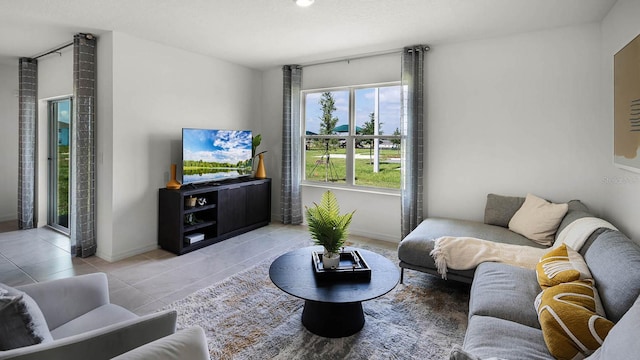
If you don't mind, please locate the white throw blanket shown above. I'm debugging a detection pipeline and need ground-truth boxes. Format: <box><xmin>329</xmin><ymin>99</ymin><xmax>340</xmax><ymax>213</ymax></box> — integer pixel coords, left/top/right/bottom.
<box><xmin>430</xmin><ymin>237</ymin><xmax>547</xmax><ymax>279</ymax></box>
<box><xmin>430</xmin><ymin>217</ymin><xmax>618</xmax><ymax>279</ymax></box>
<box><xmin>552</xmin><ymin>217</ymin><xmax>617</xmax><ymax>250</ymax></box>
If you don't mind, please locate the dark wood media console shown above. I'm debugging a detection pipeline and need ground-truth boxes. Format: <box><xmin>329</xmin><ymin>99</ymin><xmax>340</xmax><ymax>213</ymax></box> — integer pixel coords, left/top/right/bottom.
<box><xmin>158</xmin><ymin>178</ymin><xmax>271</xmax><ymax>255</ymax></box>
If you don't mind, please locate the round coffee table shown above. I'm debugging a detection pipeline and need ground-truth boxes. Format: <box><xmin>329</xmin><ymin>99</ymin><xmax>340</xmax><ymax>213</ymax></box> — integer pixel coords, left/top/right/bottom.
<box><xmin>269</xmin><ymin>246</ymin><xmax>399</xmax><ymax>338</ymax></box>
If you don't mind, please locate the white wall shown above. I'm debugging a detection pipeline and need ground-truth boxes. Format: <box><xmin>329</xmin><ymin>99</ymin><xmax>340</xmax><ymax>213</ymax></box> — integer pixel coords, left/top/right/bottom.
<box><xmin>98</xmin><ymin>32</ymin><xmax>263</xmax><ymax>261</ymax></box>
<box><xmin>0</xmin><ymin>63</ymin><xmax>18</xmax><ymax>222</ymax></box>
<box><xmin>261</xmin><ymin>54</ymin><xmax>403</xmax><ymax>242</ymax></box>
<box><xmin>426</xmin><ymin>23</ymin><xmax>605</xmax><ymax>223</ymax></box>
<box><xmin>600</xmin><ymin>0</ymin><xmax>640</xmax><ymax>240</ymax></box>
<box><xmin>36</xmin><ymin>46</ymin><xmax>73</xmax><ymax>227</ymax></box>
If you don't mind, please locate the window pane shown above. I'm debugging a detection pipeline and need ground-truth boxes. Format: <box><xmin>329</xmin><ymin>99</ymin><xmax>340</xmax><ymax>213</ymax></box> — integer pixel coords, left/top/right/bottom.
<box><xmin>354</xmin><ymin>138</ymin><xmax>401</xmax><ymax>189</ymax></box>
<box><xmin>353</xmin><ymin>85</ymin><xmax>402</xmax><ymax>189</ymax></box>
<box><xmin>379</xmin><ymin>86</ymin><xmax>401</xmax><ymax>137</ymax></box>
<box><xmin>305</xmin><ymin>138</ymin><xmax>346</xmax><ymax>184</ymax></box>
<box><xmin>305</xmin><ymin>91</ymin><xmax>349</xmax><ymax>135</ymax></box>
<box><xmin>354</xmin><ymin>85</ymin><xmax>401</xmax><ymax>137</ymax></box>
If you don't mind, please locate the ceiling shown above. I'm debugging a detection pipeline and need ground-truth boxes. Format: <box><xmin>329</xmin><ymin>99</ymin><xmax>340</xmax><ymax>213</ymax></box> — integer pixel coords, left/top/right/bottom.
<box><xmin>0</xmin><ymin>0</ymin><xmax>617</xmax><ymax>69</ymax></box>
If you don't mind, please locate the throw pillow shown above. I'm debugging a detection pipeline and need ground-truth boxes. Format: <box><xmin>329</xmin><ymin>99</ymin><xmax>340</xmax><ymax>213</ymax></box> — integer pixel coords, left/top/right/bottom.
<box><xmin>536</xmin><ymin>244</ymin><xmax>592</xmax><ymax>289</ymax></box>
<box><xmin>508</xmin><ymin>193</ymin><xmax>568</xmax><ymax>246</ymax></box>
<box><xmin>483</xmin><ymin>193</ymin><xmax>525</xmax><ymax>228</ymax></box>
<box><xmin>0</xmin><ymin>283</ymin><xmax>53</xmax><ymax>351</ymax></box>
<box><xmin>535</xmin><ymin>280</ymin><xmax>614</xmax><ymax>360</ymax></box>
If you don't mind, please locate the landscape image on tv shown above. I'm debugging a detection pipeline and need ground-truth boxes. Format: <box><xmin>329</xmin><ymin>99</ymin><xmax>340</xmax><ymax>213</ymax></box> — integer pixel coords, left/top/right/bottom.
<box><xmin>182</xmin><ymin>129</ymin><xmax>253</xmax><ymax>184</ymax></box>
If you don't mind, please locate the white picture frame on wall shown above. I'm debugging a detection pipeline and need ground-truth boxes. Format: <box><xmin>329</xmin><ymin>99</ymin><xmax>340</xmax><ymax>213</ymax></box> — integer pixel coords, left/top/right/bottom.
<box><xmin>614</xmin><ymin>33</ymin><xmax>640</xmax><ymax>173</ymax></box>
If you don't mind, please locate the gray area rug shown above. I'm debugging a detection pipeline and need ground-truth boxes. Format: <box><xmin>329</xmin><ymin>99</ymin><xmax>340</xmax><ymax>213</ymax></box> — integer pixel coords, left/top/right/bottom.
<box><xmin>164</xmin><ymin>245</ymin><xmax>470</xmax><ymax>359</ymax></box>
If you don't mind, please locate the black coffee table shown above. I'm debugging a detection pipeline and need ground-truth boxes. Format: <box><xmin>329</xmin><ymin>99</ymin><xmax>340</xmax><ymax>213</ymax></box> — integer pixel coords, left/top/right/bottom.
<box><xmin>269</xmin><ymin>246</ymin><xmax>399</xmax><ymax>338</ymax></box>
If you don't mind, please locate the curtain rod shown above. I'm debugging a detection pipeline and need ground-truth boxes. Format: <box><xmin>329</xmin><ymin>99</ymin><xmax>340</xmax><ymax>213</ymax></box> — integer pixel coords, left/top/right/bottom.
<box><xmin>299</xmin><ymin>45</ymin><xmax>430</xmax><ymax>68</ymax></box>
<box><xmin>300</xmin><ymin>48</ymin><xmax>403</xmax><ymax>68</ymax></box>
<box><xmin>32</xmin><ymin>41</ymin><xmax>74</xmax><ymax>60</ymax></box>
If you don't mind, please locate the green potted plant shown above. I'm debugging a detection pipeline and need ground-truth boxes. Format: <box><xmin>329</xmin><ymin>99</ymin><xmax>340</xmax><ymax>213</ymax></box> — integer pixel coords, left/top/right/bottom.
<box><xmin>305</xmin><ymin>190</ymin><xmax>355</xmax><ymax>269</ymax></box>
<box><xmin>252</xmin><ymin>134</ymin><xmax>267</xmax><ymax>178</ymax></box>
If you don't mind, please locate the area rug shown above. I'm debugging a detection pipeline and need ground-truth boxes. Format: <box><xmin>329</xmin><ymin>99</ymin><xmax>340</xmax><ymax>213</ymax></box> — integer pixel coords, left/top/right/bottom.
<box><xmin>164</xmin><ymin>245</ymin><xmax>470</xmax><ymax>359</ymax></box>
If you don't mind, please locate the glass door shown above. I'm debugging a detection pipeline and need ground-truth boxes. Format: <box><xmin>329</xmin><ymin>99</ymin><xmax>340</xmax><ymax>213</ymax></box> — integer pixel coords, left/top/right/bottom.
<box><xmin>48</xmin><ymin>98</ymin><xmax>71</xmax><ymax>234</ymax></box>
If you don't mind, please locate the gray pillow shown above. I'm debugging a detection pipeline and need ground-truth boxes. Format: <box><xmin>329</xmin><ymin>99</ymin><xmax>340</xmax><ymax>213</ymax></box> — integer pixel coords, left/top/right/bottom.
<box><xmin>0</xmin><ymin>283</ymin><xmax>53</xmax><ymax>350</ymax></box>
<box><xmin>483</xmin><ymin>194</ymin><xmax>525</xmax><ymax>228</ymax></box>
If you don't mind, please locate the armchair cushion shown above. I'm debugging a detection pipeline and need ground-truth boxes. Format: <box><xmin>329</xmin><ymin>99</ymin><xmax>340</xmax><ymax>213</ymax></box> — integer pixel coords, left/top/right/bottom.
<box><xmin>0</xmin><ymin>283</ymin><xmax>53</xmax><ymax>350</ymax></box>
<box><xmin>50</xmin><ymin>304</ymin><xmax>137</xmax><ymax>340</ymax></box>
<box><xmin>17</xmin><ymin>273</ymin><xmax>110</xmax><ymax>331</ymax></box>
<box><xmin>112</xmin><ymin>326</ymin><xmax>210</xmax><ymax>360</ymax></box>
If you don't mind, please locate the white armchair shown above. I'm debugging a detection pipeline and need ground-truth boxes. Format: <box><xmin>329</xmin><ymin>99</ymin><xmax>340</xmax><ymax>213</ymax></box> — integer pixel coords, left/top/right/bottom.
<box><xmin>0</xmin><ymin>273</ymin><xmax>177</xmax><ymax>360</ymax></box>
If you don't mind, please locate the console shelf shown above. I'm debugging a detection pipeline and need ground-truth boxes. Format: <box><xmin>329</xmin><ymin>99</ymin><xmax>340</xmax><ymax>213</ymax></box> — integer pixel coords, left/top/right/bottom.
<box><xmin>158</xmin><ymin>178</ymin><xmax>271</xmax><ymax>255</ymax></box>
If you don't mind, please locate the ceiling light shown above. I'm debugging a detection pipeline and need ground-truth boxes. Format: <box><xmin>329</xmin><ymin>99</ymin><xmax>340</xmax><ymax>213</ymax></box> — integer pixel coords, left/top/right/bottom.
<box><xmin>295</xmin><ymin>0</ymin><xmax>314</xmax><ymax>7</ymax></box>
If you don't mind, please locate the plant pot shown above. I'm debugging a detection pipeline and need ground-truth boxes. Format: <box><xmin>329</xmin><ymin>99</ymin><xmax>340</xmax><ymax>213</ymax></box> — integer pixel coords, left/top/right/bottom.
<box><xmin>166</xmin><ymin>164</ymin><xmax>181</xmax><ymax>189</ymax></box>
<box><xmin>323</xmin><ymin>249</ymin><xmax>340</xmax><ymax>269</ymax></box>
<box><xmin>255</xmin><ymin>153</ymin><xmax>266</xmax><ymax>179</ymax></box>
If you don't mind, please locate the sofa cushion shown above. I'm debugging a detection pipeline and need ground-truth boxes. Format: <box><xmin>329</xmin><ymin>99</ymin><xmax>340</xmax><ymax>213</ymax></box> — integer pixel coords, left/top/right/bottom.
<box><xmin>398</xmin><ymin>218</ymin><xmax>545</xmax><ymax>281</ymax></box>
<box><xmin>535</xmin><ymin>280</ymin><xmax>614</xmax><ymax>360</ymax></box>
<box><xmin>463</xmin><ymin>315</ymin><xmax>552</xmax><ymax>360</ymax></box>
<box><xmin>587</xmin><ymin>295</ymin><xmax>640</xmax><ymax>360</ymax></box>
<box><xmin>112</xmin><ymin>326</ymin><xmax>210</xmax><ymax>360</ymax></box>
<box><xmin>50</xmin><ymin>303</ymin><xmax>138</xmax><ymax>340</ymax></box>
<box><xmin>536</xmin><ymin>244</ymin><xmax>591</xmax><ymax>289</ymax></box>
<box><xmin>483</xmin><ymin>194</ymin><xmax>525</xmax><ymax>228</ymax></box>
<box><xmin>508</xmin><ymin>193</ymin><xmax>568</xmax><ymax>246</ymax></box>
<box><xmin>469</xmin><ymin>262</ymin><xmax>541</xmax><ymax>329</ymax></box>
<box><xmin>0</xmin><ymin>283</ymin><xmax>53</xmax><ymax>350</ymax></box>
<box><xmin>582</xmin><ymin>229</ymin><xmax>640</xmax><ymax>322</ymax></box>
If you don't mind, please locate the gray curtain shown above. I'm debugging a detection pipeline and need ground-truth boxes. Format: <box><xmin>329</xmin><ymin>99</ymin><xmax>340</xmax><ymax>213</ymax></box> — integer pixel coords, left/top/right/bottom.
<box><xmin>18</xmin><ymin>58</ymin><xmax>38</xmax><ymax>230</ymax></box>
<box><xmin>400</xmin><ymin>45</ymin><xmax>428</xmax><ymax>239</ymax></box>
<box><xmin>281</xmin><ymin>65</ymin><xmax>303</xmax><ymax>225</ymax></box>
<box><xmin>70</xmin><ymin>33</ymin><xmax>97</xmax><ymax>257</ymax></box>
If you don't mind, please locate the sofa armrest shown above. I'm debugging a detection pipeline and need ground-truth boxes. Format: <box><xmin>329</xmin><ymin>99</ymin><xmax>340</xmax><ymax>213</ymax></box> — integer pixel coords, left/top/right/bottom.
<box><xmin>0</xmin><ymin>309</ymin><xmax>177</xmax><ymax>360</ymax></box>
<box><xmin>17</xmin><ymin>273</ymin><xmax>110</xmax><ymax>330</ymax></box>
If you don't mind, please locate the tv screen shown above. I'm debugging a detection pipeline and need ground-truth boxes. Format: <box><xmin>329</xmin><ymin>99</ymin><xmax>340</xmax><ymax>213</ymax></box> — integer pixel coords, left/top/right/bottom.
<box><xmin>182</xmin><ymin>128</ymin><xmax>253</xmax><ymax>185</ymax></box>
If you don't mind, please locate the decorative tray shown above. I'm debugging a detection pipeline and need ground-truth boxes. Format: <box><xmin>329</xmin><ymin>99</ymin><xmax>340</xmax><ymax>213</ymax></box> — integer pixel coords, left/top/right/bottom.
<box><xmin>311</xmin><ymin>250</ymin><xmax>371</xmax><ymax>281</ymax></box>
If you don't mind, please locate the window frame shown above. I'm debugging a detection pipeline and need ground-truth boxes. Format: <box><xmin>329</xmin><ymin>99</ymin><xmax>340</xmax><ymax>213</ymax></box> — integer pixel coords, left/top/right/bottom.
<box><xmin>301</xmin><ymin>81</ymin><xmax>402</xmax><ymax>194</ymax></box>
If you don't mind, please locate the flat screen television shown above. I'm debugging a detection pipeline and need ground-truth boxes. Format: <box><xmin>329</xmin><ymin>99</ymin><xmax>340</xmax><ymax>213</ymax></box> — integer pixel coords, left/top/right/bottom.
<box><xmin>182</xmin><ymin>128</ymin><xmax>253</xmax><ymax>185</ymax></box>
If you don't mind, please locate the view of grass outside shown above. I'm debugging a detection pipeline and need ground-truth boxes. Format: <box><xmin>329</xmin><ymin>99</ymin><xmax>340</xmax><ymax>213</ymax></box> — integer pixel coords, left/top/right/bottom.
<box><xmin>57</xmin><ymin>145</ymin><xmax>69</xmax><ymax>223</ymax></box>
<box><xmin>305</xmin><ymin>143</ymin><xmax>401</xmax><ymax>189</ymax></box>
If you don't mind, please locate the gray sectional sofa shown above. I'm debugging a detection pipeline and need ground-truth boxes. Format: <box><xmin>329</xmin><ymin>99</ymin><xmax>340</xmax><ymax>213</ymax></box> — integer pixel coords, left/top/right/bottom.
<box><xmin>398</xmin><ymin>194</ymin><xmax>640</xmax><ymax>359</ymax></box>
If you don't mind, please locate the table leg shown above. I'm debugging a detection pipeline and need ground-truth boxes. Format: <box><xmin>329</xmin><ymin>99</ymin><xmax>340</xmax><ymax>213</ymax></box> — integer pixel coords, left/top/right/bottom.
<box><xmin>301</xmin><ymin>300</ymin><xmax>365</xmax><ymax>338</ymax></box>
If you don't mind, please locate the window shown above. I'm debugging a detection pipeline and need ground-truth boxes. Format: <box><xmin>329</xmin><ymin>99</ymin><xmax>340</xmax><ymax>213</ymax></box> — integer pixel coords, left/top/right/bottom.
<box><xmin>303</xmin><ymin>83</ymin><xmax>402</xmax><ymax>190</ymax></box>
<box><xmin>48</xmin><ymin>97</ymin><xmax>72</xmax><ymax>234</ymax></box>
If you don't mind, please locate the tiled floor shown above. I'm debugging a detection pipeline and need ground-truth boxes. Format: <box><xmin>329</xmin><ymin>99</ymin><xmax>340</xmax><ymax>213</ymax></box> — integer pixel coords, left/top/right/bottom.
<box><xmin>0</xmin><ymin>221</ymin><xmax>397</xmax><ymax>315</ymax></box>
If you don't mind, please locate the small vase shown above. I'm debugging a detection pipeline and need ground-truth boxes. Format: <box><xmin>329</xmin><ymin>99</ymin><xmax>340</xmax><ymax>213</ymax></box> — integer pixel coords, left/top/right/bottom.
<box><xmin>255</xmin><ymin>153</ymin><xmax>266</xmax><ymax>179</ymax></box>
<box><xmin>166</xmin><ymin>164</ymin><xmax>181</xmax><ymax>189</ymax></box>
<box><xmin>323</xmin><ymin>249</ymin><xmax>341</xmax><ymax>269</ymax></box>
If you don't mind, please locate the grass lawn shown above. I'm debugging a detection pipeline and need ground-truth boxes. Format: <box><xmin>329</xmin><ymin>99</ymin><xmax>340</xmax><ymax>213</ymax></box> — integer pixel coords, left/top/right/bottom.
<box><xmin>305</xmin><ymin>147</ymin><xmax>401</xmax><ymax>189</ymax></box>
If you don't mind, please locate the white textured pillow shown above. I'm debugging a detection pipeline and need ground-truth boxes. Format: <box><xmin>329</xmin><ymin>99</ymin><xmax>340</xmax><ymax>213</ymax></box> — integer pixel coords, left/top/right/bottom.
<box><xmin>508</xmin><ymin>193</ymin><xmax>568</xmax><ymax>246</ymax></box>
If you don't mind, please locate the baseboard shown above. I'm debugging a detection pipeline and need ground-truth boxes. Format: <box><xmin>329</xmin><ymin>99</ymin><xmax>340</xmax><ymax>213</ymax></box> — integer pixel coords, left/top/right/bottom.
<box><xmin>96</xmin><ymin>243</ymin><xmax>160</xmax><ymax>262</ymax></box>
<box><xmin>0</xmin><ymin>215</ymin><xmax>17</xmax><ymax>223</ymax></box>
<box><xmin>348</xmin><ymin>228</ymin><xmax>400</xmax><ymax>243</ymax></box>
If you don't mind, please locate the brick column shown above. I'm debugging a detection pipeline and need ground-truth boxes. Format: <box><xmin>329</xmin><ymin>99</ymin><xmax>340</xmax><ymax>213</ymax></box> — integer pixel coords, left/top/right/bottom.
<box><xmin>71</xmin><ymin>34</ymin><xmax>97</xmax><ymax>257</ymax></box>
<box><xmin>18</xmin><ymin>58</ymin><xmax>37</xmax><ymax>230</ymax></box>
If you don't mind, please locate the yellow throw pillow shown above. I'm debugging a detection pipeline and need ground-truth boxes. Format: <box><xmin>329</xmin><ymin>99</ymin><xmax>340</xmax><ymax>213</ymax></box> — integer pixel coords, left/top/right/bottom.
<box><xmin>535</xmin><ymin>280</ymin><xmax>614</xmax><ymax>360</ymax></box>
<box><xmin>536</xmin><ymin>244</ymin><xmax>592</xmax><ymax>289</ymax></box>
<box><xmin>509</xmin><ymin>193</ymin><xmax>568</xmax><ymax>246</ymax></box>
